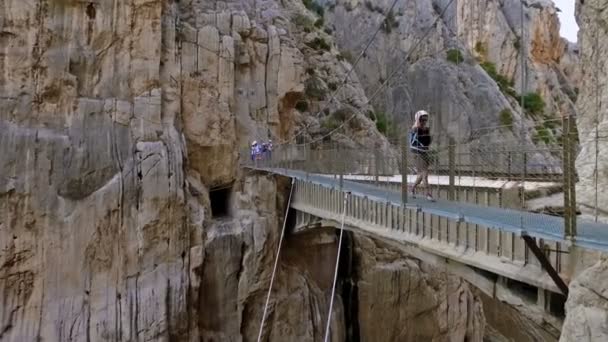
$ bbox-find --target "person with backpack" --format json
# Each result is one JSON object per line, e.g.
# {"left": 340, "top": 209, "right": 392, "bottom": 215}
{"left": 251, "top": 141, "right": 258, "bottom": 161}
{"left": 409, "top": 110, "right": 435, "bottom": 201}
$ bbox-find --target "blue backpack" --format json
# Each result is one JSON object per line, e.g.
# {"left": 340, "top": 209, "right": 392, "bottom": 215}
{"left": 408, "top": 129, "right": 420, "bottom": 150}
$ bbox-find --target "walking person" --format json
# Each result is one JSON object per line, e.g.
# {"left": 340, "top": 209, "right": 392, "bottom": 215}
{"left": 251, "top": 141, "right": 258, "bottom": 162}
{"left": 409, "top": 110, "right": 435, "bottom": 201}
{"left": 266, "top": 139, "right": 273, "bottom": 161}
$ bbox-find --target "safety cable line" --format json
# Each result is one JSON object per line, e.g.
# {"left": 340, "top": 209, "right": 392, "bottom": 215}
{"left": 291, "top": 0, "right": 457, "bottom": 147}
{"left": 257, "top": 178, "right": 296, "bottom": 342}
{"left": 323, "top": 192, "right": 349, "bottom": 342}
{"left": 280, "top": 0, "right": 402, "bottom": 145}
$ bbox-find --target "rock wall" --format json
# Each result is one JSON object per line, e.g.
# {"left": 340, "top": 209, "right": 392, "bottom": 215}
{"left": 352, "top": 235, "right": 485, "bottom": 341}
{"left": 0, "top": 0, "right": 384, "bottom": 340}
{"left": 325, "top": 0, "right": 579, "bottom": 148}
{"left": 574, "top": 0, "right": 608, "bottom": 220}
{"left": 560, "top": 257, "right": 608, "bottom": 342}
{"left": 0, "top": 0, "right": 585, "bottom": 340}
{"left": 561, "top": 0, "right": 608, "bottom": 339}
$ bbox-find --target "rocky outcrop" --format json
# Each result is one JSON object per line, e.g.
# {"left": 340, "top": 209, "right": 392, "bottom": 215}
{"left": 574, "top": 0, "right": 608, "bottom": 221}
{"left": 0, "top": 0, "right": 587, "bottom": 341}
{"left": 0, "top": 0, "right": 383, "bottom": 340}
{"left": 560, "top": 257, "right": 608, "bottom": 341}
{"left": 325, "top": 0, "right": 579, "bottom": 149}
{"left": 353, "top": 235, "right": 485, "bottom": 341}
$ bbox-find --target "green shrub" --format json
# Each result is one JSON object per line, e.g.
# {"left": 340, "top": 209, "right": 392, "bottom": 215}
{"left": 375, "top": 112, "right": 389, "bottom": 134}
{"left": 340, "top": 50, "right": 355, "bottom": 63}
{"left": 305, "top": 77, "right": 326, "bottom": 100}
{"left": 332, "top": 107, "right": 352, "bottom": 121}
{"left": 295, "top": 100, "right": 309, "bottom": 112}
{"left": 480, "top": 61, "right": 497, "bottom": 78}
{"left": 499, "top": 109, "right": 513, "bottom": 127}
{"left": 481, "top": 61, "right": 519, "bottom": 99}
{"left": 306, "top": 37, "right": 331, "bottom": 51}
{"left": 321, "top": 117, "right": 340, "bottom": 130}
{"left": 294, "top": 13, "right": 314, "bottom": 30}
{"left": 328, "top": 82, "right": 338, "bottom": 91}
{"left": 523, "top": 92, "right": 545, "bottom": 115}
{"left": 475, "top": 41, "right": 487, "bottom": 56}
{"left": 505, "top": 87, "right": 519, "bottom": 99}
{"left": 324, "top": 27, "right": 333, "bottom": 34}
{"left": 533, "top": 126, "right": 554, "bottom": 145}
{"left": 371, "top": 111, "right": 396, "bottom": 138}
{"left": 381, "top": 10, "right": 399, "bottom": 34}
{"left": 446, "top": 49, "right": 464, "bottom": 64}
{"left": 543, "top": 117, "right": 558, "bottom": 130}
{"left": 303, "top": 0, "right": 324, "bottom": 17}
{"left": 314, "top": 18, "right": 324, "bottom": 28}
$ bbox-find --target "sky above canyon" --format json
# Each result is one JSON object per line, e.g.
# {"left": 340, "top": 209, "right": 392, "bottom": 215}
{"left": 553, "top": 0, "right": 579, "bottom": 42}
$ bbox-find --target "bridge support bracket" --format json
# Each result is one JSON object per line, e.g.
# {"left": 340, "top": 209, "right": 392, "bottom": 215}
{"left": 522, "top": 235, "right": 569, "bottom": 296}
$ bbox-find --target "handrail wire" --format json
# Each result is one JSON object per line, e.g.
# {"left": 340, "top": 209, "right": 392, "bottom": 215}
{"left": 293, "top": 0, "right": 457, "bottom": 147}
{"left": 257, "top": 178, "right": 296, "bottom": 342}
{"left": 279, "top": 0, "right": 402, "bottom": 145}
{"left": 323, "top": 192, "right": 349, "bottom": 342}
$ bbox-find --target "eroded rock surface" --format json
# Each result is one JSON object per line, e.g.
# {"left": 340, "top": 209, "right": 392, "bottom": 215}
{"left": 574, "top": 0, "right": 608, "bottom": 221}
{"left": 560, "top": 257, "right": 608, "bottom": 342}
{"left": 0, "top": 0, "right": 381, "bottom": 340}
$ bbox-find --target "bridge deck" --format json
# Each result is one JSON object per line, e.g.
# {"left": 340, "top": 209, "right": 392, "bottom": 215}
{"left": 254, "top": 167, "right": 608, "bottom": 252}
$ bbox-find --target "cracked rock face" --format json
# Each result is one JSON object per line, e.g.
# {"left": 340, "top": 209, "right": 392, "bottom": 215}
{"left": 0, "top": 0, "right": 593, "bottom": 341}
{"left": 560, "top": 257, "right": 608, "bottom": 342}
{"left": 574, "top": 0, "right": 608, "bottom": 221}
{"left": 0, "top": 0, "right": 363, "bottom": 340}
{"left": 325, "top": 0, "right": 579, "bottom": 150}
{"left": 353, "top": 235, "right": 486, "bottom": 342}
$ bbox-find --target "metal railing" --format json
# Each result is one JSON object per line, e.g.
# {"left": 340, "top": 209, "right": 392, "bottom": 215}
{"left": 241, "top": 116, "right": 584, "bottom": 240}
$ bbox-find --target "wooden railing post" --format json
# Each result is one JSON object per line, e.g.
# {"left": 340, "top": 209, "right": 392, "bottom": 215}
{"left": 448, "top": 138, "right": 455, "bottom": 201}
{"left": 563, "top": 115, "right": 577, "bottom": 239}
{"left": 521, "top": 151, "right": 527, "bottom": 208}
{"left": 374, "top": 150, "right": 380, "bottom": 185}
{"left": 401, "top": 139, "right": 408, "bottom": 206}
{"left": 569, "top": 119, "right": 577, "bottom": 237}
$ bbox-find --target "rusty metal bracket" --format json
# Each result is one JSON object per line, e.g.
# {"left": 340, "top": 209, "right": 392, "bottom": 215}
{"left": 522, "top": 235, "right": 569, "bottom": 296}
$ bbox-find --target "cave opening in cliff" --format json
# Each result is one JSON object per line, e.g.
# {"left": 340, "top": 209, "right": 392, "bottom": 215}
{"left": 210, "top": 185, "right": 232, "bottom": 218}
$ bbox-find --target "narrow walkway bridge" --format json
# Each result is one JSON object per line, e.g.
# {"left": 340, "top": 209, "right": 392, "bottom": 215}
{"left": 244, "top": 152, "right": 608, "bottom": 299}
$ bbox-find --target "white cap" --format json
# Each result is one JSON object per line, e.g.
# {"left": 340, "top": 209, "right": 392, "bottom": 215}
{"left": 416, "top": 110, "right": 429, "bottom": 118}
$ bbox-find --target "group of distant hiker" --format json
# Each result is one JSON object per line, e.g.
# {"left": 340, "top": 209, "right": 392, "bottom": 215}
{"left": 248, "top": 110, "right": 434, "bottom": 201}
{"left": 250, "top": 140, "right": 273, "bottom": 161}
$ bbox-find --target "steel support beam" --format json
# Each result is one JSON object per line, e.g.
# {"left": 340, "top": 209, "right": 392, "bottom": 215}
{"left": 522, "top": 235, "right": 569, "bottom": 296}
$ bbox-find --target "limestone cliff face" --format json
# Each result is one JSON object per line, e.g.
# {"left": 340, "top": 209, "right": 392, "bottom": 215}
{"left": 353, "top": 236, "right": 485, "bottom": 341}
{"left": 560, "top": 257, "right": 608, "bottom": 342}
{"left": 560, "top": 0, "right": 608, "bottom": 339}
{"left": 0, "top": 0, "right": 383, "bottom": 340}
{"left": 0, "top": 0, "right": 582, "bottom": 341}
{"left": 573, "top": 0, "right": 608, "bottom": 221}
{"left": 325, "top": 0, "right": 579, "bottom": 148}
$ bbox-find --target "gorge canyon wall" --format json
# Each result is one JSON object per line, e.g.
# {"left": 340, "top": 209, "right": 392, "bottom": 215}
{"left": 1, "top": 0, "right": 607, "bottom": 341}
